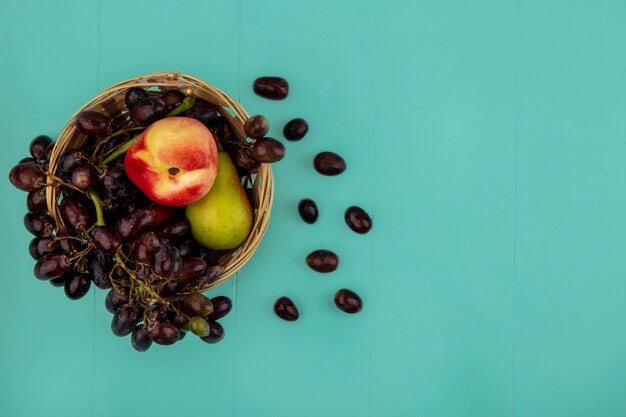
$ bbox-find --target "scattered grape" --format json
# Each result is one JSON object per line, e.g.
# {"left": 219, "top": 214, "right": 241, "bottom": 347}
{"left": 274, "top": 296, "right": 299, "bottom": 321}
{"left": 334, "top": 289, "right": 363, "bottom": 314}
{"left": 314, "top": 152, "right": 346, "bottom": 176}
{"left": 253, "top": 76, "right": 289, "bottom": 100}
{"left": 283, "top": 118, "right": 308, "bottom": 141}
{"left": 344, "top": 206, "right": 372, "bottom": 234}
{"left": 298, "top": 199, "right": 318, "bottom": 224}
{"left": 306, "top": 250, "right": 339, "bottom": 273}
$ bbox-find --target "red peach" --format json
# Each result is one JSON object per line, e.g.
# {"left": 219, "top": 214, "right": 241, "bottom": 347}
{"left": 125, "top": 117, "right": 218, "bottom": 206}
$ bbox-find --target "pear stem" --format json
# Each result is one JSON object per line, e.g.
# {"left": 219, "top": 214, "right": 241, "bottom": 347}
{"left": 165, "top": 94, "right": 196, "bottom": 117}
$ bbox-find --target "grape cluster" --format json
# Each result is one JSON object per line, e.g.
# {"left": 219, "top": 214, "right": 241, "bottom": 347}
{"left": 8, "top": 85, "right": 287, "bottom": 351}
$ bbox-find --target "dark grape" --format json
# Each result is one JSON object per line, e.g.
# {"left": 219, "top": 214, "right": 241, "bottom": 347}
{"left": 149, "top": 321, "right": 180, "bottom": 345}
{"left": 181, "top": 293, "right": 213, "bottom": 317}
{"left": 199, "top": 265, "right": 223, "bottom": 286}
{"left": 244, "top": 115, "right": 269, "bottom": 139}
{"left": 34, "top": 252, "right": 69, "bottom": 280}
{"left": 64, "top": 272, "right": 91, "bottom": 300}
{"left": 90, "top": 226, "right": 122, "bottom": 255}
{"left": 44, "top": 142, "right": 54, "bottom": 161}
{"left": 29, "top": 135, "right": 53, "bottom": 160}
{"left": 183, "top": 99, "right": 218, "bottom": 125}
{"left": 146, "top": 303, "right": 167, "bottom": 322}
{"left": 29, "top": 237, "right": 56, "bottom": 260}
{"left": 49, "top": 275, "right": 67, "bottom": 287}
{"left": 132, "top": 232, "right": 160, "bottom": 264}
{"left": 283, "top": 118, "right": 308, "bottom": 141}
{"left": 151, "top": 245, "right": 182, "bottom": 278}
{"left": 298, "top": 199, "right": 318, "bottom": 224}
{"left": 345, "top": 206, "right": 372, "bottom": 234}
{"left": 99, "top": 167, "right": 135, "bottom": 199}
{"left": 121, "top": 192, "right": 149, "bottom": 215}
{"left": 111, "top": 304, "right": 140, "bottom": 336}
{"left": 314, "top": 152, "right": 346, "bottom": 176}
{"left": 131, "top": 324, "right": 152, "bottom": 352}
{"left": 251, "top": 137, "right": 285, "bottom": 163}
{"left": 175, "top": 257, "right": 206, "bottom": 282}
{"left": 188, "top": 316, "right": 211, "bottom": 337}
{"left": 75, "top": 111, "right": 111, "bottom": 137}
{"left": 334, "top": 289, "right": 363, "bottom": 314}
{"left": 253, "top": 76, "right": 289, "bottom": 100}
{"left": 23, "top": 212, "right": 54, "bottom": 237}
{"left": 102, "top": 197, "right": 122, "bottom": 221}
{"left": 115, "top": 208, "right": 156, "bottom": 242}
{"left": 160, "top": 90, "right": 185, "bottom": 111}
{"left": 157, "top": 218, "right": 190, "bottom": 242}
{"left": 177, "top": 239, "right": 196, "bottom": 257}
{"left": 71, "top": 166, "right": 98, "bottom": 190}
{"left": 105, "top": 289, "right": 128, "bottom": 314}
{"left": 19, "top": 157, "right": 37, "bottom": 164}
{"left": 230, "top": 146, "right": 261, "bottom": 172}
{"left": 173, "top": 314, "right": 190, "bottom": 331}
{"left": 9, "top": 163, "right": 46, "bottom": 192}
{"left": 200, "top": 321, "right": 225, "bottom": 344}
{"left": 177, "top": 330, "right": 187, "bottom": 341}
{"left": 130, "top": 96, "right": 166, "bottom": 126}
{"left": 27, "top": 190, "right": 47, "bottom": 212}
{"left": 207, "top": 116, "right": 234, "bottom": 141}
{"left": 59, "top": 197, "right": 91, "bottom": 229}
{"left": 125, "top": 87, "right": 148, "bottom": 109}
{"left": 306, "top": 250, "right": 339, "bottom": 273}
{"left": 55, "top": 226, "right": 80, "bottom": 255}
{"left": 208, "top": 296, "right": 232, "bottom": 320}
{"left": 274, "top": 296, "right": 299, "bottom": 321}
{"left": 58, "top": 150, "right": 83, "bottom": 179}
{"left": 158, "top": 281, "right": 180, "bottom": 297}
{"left": 88, "top": 251, "right": 113, "bottom": 289}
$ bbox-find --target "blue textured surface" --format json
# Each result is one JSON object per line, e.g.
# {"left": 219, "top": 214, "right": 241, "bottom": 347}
{"left": 1, "top": 1, "right": 625, "bottom": 416}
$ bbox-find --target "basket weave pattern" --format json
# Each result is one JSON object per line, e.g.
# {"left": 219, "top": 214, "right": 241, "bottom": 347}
{"left": 46, "top": 72, "right": 274, "bottom": 290}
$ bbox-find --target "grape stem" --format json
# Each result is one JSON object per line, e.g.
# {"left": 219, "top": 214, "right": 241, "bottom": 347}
{"left": 165, "top": 94, "right": 195, "bottom": 117}
{"left": 90, "top": 126, "right": 145, "bottom": 160}
{"left": 87, "top": 190, "right": 106, "bottom": 226}
{"left": 115, "top": 255, "right": 167, "bottom": 306}
{"left": 101, "top": 136, "right": 138, "bottom": 165}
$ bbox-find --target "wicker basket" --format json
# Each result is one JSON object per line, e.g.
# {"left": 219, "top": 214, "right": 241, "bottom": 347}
{"left": 46, "top": 71, "right": 274, "bottom": 290}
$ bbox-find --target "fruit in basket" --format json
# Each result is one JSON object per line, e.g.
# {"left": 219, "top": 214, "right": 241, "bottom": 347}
{"left": 185, "top": 149, "right": 252, "bottom": 250}
{"left": 75, "top": 111, "right": 111, "bottom": 137}
{"left": 124, "top": 117, "right": 218, "bottom": 206}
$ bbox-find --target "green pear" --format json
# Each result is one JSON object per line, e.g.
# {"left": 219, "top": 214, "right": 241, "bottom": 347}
{"left": 185, "top": 150, "right": 253, "bottom": 250}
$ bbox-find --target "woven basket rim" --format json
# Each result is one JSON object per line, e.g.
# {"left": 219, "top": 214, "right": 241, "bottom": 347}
{"left": 46, "top": 71, "right": 274, "bottom": 291}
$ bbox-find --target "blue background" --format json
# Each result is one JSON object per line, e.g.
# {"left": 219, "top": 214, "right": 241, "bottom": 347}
{"left": 1, "top": 1, "right": 626, "bottom": 416}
